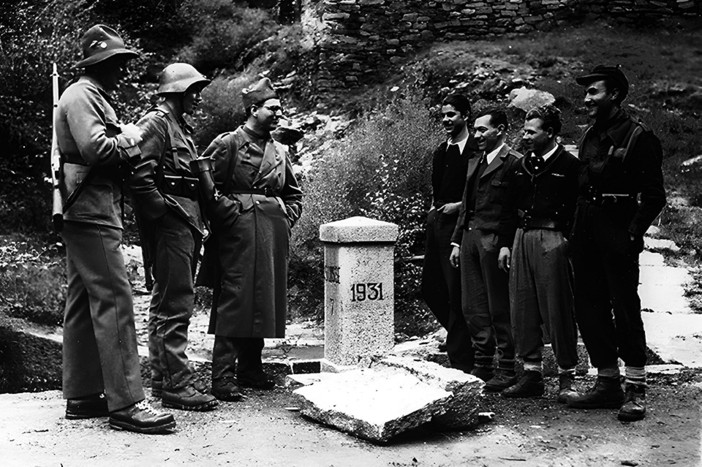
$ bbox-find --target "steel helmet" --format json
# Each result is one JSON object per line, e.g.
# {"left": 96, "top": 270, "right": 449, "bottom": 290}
{"left": 157, "top": 63, "right": 210, "bottom": 95}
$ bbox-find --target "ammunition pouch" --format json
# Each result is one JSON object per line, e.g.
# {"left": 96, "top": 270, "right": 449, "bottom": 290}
{"left": 161, "top": 175, "right": 199, "bottom": 200}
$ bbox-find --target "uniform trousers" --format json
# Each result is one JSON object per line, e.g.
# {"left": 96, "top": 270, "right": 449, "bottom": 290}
{"left": 211, "top": 336, "right": 265, "bottom": 382}
{"left": 61, "top": 221, "right": 145, "bottom": 411}
{"left": 572, "top": 205, "right": 647, "bottom": 368}
{"left": 421, "top": 209, "right": 474, "bottom": 372}
{"left": 148, "top": 211, "right": 201, "bottom": 390}
{"left": 509, "top": 228, "right": 578, "bottom": 370}
{"left": 459, "top": 227, "right": 515, "bottom": 370}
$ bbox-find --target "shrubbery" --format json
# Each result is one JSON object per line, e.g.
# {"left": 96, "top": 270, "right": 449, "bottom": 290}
{"left": 290, "top": 93, "right": 443, "bottom": 336}
{"left": 0, "top": 237, "right": 65, "bottom": 327}
{"left": 174, "top": 0, "right": 280, "bottom": 74}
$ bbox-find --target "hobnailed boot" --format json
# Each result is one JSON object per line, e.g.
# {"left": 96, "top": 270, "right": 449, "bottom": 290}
{"left": 162, "top": 385, "right": 218, "bottom": 411}
{"left": 502, "top": 371, "right": 544, "bottom": 398}
{"left": 567, "top": 376, "right": 624, "bottom": 409}
{"left": 557, "top": 373, "right": 578, "bottom": 404}
{"left": 617, "top": 384, "right": 646, "bottom": 422}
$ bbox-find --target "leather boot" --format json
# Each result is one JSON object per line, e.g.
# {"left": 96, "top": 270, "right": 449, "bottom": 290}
{"left": 567, "top": 376, "right": 624, "bottom": 409}
{"left": 617, "top": 384, "right": 646, "bottom": 421}
{"left": 151, "top": 379, "right": 163, "bottom": 398}
{"left": 109, "top": 400, "right": 176, "bottom": 434}
{"left": 65, "top": 393, "right": 109, "bottom": 419}
{"left": 212, "top": 378, "right": 243, "bottom": 401}
{"left": 162, "top": 385, "right": 218, "bottom": 411}
{"left": 484, "top": 370, "right": 518, "bottom": 393}
{"left": 557, "top": 373, "right": 578, "bottom": 404}
{"left": 502, "top": 371, "right": 544, "bottom": 398}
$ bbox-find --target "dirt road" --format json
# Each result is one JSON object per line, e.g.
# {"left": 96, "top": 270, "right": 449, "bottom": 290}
{"left": 2, "top": 369, "right": 700, "bottom": 467}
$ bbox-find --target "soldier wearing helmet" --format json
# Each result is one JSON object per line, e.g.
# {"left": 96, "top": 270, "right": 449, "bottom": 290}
{"left": 129, "top": 63, "right": 218, "bottom": 411}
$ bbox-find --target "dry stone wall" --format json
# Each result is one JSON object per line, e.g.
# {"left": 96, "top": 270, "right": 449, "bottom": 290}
{"left": 302, "top": 0, "right": 700, "bottom": 95}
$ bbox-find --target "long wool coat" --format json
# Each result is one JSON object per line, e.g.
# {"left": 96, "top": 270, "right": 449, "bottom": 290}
{"left": 197, "top": 126, "right": 303, "bottom": 338}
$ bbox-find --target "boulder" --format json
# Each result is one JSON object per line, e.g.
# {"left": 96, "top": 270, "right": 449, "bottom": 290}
{"left": 508, "top": 87, "right": 556, "bottom": 112}
{"left": 292, "top": 356, "right": 484, "bottom": 443}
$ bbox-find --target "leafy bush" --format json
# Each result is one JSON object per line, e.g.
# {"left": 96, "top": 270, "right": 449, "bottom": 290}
{"left": 291, "top": 93, "right": 443, "bottom": 335}
{"left": 0, "top": 0, "right": 150, "bottom": 234}
{"left": 174, "top": 0, "right": 280, "bottom": 74}
{"left": 0, "top": 237, "right": 65, "bottom": 327}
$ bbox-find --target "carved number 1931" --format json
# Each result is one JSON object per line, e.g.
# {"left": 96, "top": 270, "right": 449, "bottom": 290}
{"left": 350, "top": 282, "right": 384, "bottom": 302}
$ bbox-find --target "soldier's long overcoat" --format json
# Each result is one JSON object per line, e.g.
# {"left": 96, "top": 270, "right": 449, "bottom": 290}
{"left": 198, "top": 126, "right": 302, "bottom": 338}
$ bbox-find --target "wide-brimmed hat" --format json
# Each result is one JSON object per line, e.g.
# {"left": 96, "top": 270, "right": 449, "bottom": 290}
{"left": 575, "top": 64, "right": 629, "bottom": 99}
{"left": 74, "top": 24, "right": 139, "bottom": 68}
{"left": 242, "top": 77, "right": 278, "bottom": 109}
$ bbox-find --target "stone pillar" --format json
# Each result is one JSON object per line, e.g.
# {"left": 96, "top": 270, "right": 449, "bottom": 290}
{"left": 319, "top": 216, "right": 399, "bottom": 371}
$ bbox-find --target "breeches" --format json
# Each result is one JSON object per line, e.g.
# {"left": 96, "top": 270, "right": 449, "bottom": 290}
{"left": 509, "top": 228, "right": 578, "bottom": 370}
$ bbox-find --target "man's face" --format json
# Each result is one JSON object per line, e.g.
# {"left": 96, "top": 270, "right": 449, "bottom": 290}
{"left": 441, "top": 104, "right": 467, "bottom": 139}
{"left": 522, "top": 118, "right": 551, "bottom": 156}
{"left": 94, "top": 55, "right": 130, "bottom": 91}
{"left": 254, "top": 98, "right": 283, "bottom": 132}
{"left": 473, "top": 114, "right": 502, "bottom": 153}
{"left": 182, "top": 85, "right": 203, "bottom": 115}
{"left": 584, "top": 80, "right": 617, "bottom": 121}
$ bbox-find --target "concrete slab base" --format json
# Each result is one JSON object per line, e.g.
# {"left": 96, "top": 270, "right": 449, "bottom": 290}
{"left": 292, "top": 356, "right": 483, "bottom": 443}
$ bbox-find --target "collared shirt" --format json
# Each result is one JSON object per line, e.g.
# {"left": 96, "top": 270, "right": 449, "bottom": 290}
{"left": 486, "top": 142, "right": 505, "bottom": 165}
{"left": 447, "top": 134, "right": 469, "bottom": 154}
{"left": 537, "top": 144, "right": 559, "bottom": 162}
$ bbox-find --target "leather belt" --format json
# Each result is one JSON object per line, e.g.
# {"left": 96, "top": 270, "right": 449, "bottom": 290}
{"left": 231, "top": 188, "right": 275, "bottom": 197}
{"left": 518, "top": 211, "right": 563, "bottom": 231}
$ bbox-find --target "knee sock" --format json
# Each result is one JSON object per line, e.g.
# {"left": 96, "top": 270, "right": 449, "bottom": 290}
{"left": 597, "top": 366, "right": 620, "bottom": 379}
{"left": 624, "top": 366, "right": 646, "bottom": 387}
{"left": 524, "top": 361, "right": 542, "bottom": 373}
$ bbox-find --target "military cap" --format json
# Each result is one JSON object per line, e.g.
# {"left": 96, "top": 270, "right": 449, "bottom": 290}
{"left": 75, "top": 24, "right": 138, "bottom": 68}
{"left": 576, "top": 65, "right": 629, "bottom": 99}
{"left": 242, "top": 77, "right": 278, "bottom": 109}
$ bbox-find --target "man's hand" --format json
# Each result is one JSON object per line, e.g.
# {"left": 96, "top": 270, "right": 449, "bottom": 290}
{"left": 449, "top": 245, "right": 460, "bottom": 269}
{"left": 120, "top": 123, "right": 143, "bottom": 145}
{"left": 438, "top": 201, "right": 461, "bottom": 215}
{"left": 498, "top": 246, "right": 511, "bottom": 273}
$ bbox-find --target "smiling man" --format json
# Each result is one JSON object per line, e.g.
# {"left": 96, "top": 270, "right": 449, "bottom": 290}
{"left": 499, "top": 105, "right": 582, "bottom": 402}
{"left": 449, "top": 107, "right": 522, "bottom": 392}
{"left": 198, "top": 77, "right": 303, "bottom": 400}
{"left": 130, "top": 63, "right": 217, "bottom": 412}
{"left": 567, "top": 65, "right": 666, "bottom": 421}
{"left": 421, "top": 94, "right": 476, "bottom": 374}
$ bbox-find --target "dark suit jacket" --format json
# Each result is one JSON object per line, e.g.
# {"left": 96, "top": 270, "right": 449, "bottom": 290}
{"left": 451, "top": 143, "right": 522, "bottom": 245}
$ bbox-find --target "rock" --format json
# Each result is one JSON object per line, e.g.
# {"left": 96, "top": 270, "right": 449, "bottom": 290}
{"left": 293, "top": 356, "right": 483, "bottom": 442}
{"left": 508, "top": 87, "right": 556, "bottom": 112}
{"left": 0, "top": 312, "right": 62, "bottom": 393}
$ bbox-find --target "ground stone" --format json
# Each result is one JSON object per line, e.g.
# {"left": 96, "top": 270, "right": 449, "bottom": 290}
{"left": 293, "top": 356, "right": 483, "bottom": 442}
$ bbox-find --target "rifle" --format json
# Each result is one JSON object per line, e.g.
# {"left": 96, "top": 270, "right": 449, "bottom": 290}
{"left": 50, "top": 63, "right": 63, "bottom": 232}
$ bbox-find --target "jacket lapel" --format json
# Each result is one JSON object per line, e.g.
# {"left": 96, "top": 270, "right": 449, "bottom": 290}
{"left": 480, "top": 144, "right": 508, "bottom": 179}
{"left": 253, "top": 139, "right": 284, "bottom": 185}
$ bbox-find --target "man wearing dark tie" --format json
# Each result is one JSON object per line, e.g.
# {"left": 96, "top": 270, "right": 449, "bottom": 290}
{"left": 449, "top": 108, "right": 521, "bottom": 392}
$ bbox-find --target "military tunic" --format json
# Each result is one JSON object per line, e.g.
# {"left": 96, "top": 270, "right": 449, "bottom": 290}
{"left": 200, "top": 125, "right": 303, "bottom": 339}
{"left": 130, "top": 104, "right": 205, "bottom": 390}
{"left": 55, "top": 76, "right": 145, "bottom": 411}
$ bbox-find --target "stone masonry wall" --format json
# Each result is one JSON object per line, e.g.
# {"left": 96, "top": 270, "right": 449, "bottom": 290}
{"left": 302, "top": 0, "right": 700, "bottom": 95}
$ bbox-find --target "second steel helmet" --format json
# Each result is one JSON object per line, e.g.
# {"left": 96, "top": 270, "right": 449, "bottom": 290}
{"left": 157, "top": 63, "right": 210, "bottom": 95}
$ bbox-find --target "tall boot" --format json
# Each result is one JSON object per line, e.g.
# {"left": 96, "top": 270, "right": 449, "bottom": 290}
{"left": 567, "top": 376, "right": 624, "bottom": 409}
{"left": 617, "top": 384, "right": 646, "bottom": 421}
